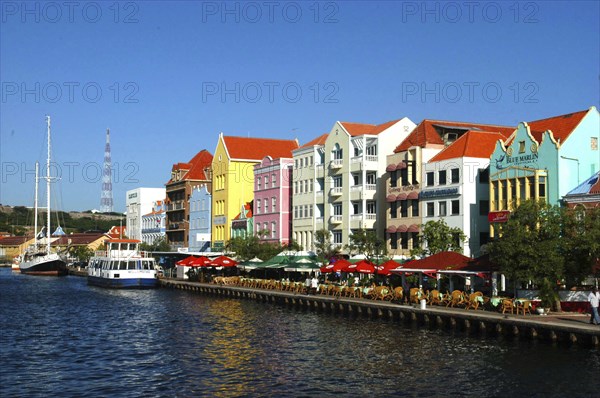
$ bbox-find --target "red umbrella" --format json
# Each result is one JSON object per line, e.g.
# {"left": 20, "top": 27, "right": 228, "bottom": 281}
{"left": 176, "top": 256, "right": 196, "bottom": 266}
{"left": 376, "top": 259, "right": 402, "bottom": 276}
{"left": 189, "top": 256, "right": 211, "bottom": 267}
{"left": 320, "top": 263, "right": 335, "bottom": 273}
{"left": 333, "top": 259, "right": 352, "bottom": 272}
{"left": 210, "top": 255, "right": 238, "bottom": 267}
{"left": 354, "top": 259, "right": 376, "bottom": 274}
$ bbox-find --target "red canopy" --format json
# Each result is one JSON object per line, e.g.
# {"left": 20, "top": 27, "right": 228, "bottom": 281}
{"left": 209, "top": 255, "right": 238, "bottom": 267}
{"left": 319, "top": 263, "right": 335, "bottom": 273}
{"left": 176, "top": 256, "right": 196, "bottom": 266}
{"left": 189, "top": 256, "right": 212, "bottom": 267}
{"left": 376, "top": 259, "right": 402, "bottom": 276}
{"left": 333, "top": 259, "right": 352, "bottom": 272}
{"left": 354, "top": 260, "right": 376, "bottom": 274}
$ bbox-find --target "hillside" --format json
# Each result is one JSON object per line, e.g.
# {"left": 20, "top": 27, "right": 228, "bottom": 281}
{"left": 0, "top": 206, "right": 124, "bottom": 236}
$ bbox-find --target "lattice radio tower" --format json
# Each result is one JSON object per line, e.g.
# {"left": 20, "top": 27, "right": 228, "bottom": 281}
{"left": 100, "top": 128, "right": 114, "bottom": 213}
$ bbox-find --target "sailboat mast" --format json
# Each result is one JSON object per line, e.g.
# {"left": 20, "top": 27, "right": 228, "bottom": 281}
{"left": 34, "top": 162, "right": 39, "bottom": 246}
{"left": 46, "top": 115, "right": 51, "bottom": 254}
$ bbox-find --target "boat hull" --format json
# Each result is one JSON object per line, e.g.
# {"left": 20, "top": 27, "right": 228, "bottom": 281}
{"left": 19, "top": 255, "right": 67, "bottom": 276}
{"left": 87, "top": 275, "right": 159, "bottom": 289}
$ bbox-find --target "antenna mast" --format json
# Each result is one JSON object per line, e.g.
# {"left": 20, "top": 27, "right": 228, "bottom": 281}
{"left": 100, "top": 128, "right": 114, "bottom": 212}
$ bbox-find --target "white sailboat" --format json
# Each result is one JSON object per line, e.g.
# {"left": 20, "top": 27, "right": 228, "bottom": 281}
{"left": 19, "top": 116, "right": 67, "bottom": 276}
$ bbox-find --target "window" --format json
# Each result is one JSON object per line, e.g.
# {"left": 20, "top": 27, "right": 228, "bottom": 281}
{"left": 439, "top": 201, "right": 447, "bottom": 216}
{"left": 519, "top": 141, "right": 526, "bottom": 153}
{"left": 263, "top": 222, "right": 268, "bottom": 233}
{"left": 479, "top": 168, "right": 489, "bottom": 183}
{"left": 438, "top": 170, "right": 447, "bottom": 186}
{"left": 353, "top": 202, "right": 361, "bottom": 215}
{"left": 451, "top": 168, "right": 459, "bottom": 184}
{"left": 390, "top": 233, "right": 397, "bottom": 250}
{"left": 479, "top": 200, "right": 489, "bottom": 215}
{"left": 272, "top": 197, "right": 276, "bottom": 212}
{"left": 401, "top": 232, "right": 409, "bottom": 249}
{"left": 366, "top": 173, "right": 376, "bottom": 185}
{"left": 333, "top": 204, "right": 342, "bottom": 216}
{"left": 592, "top": 137, "right": 598, "bottom": 150}
{"left": 400, "top": 200, "right": 408, "bottom": 218}
{"left": 451, "top": 200, "right": 460, "bottom": 215}
{"left": 390, "top": 170, "right": 397, "bottom": 187}
{"left": 426, "top": 172, "right": 434, "bottom": 186}
{"left": 264, "top": 198, "right": 269, "bottom": 213}
{"left": 426, "top": 202, "right": 435, "bottom": 217}
{"left": 257, "top": 177, "right": 261, "bottom": 190}
{"left": 333, "top": 231, "right": 342, "bottom": 244}
{"left": 354, "top": 146, "right": 360, "bottom": 157}
{"left": 390, "top": 201, "right": 397, "bottom": 218}
{"left": 333, "top": 145, "right": 343, "bottom": 160}
{"left": 411, "top": 199, "right": 419, "bottom": 217}
{"left": 366, "top": 145, "right": 377, "bottom": 156}
{"left": 256, "top": 200, "right": 261, "bottom": 214}
{"left": 294, "top": 206, "right": 298, "bottom": 218}
{"left": 264, "top": 176, "right": 269, "bottom": 189}
{"left": 366, "top": 201, "right": 376, "bottom": 214}
{"left": 272, "top": 173, "right": 276, "bottom": 185}
{"left": 309, "top": 180, "right": 313, "bottom": 192}
{"left": 333, "top": 176, "right": 342, "bottom": 188}
{"left": 271, "top": 222, "right": 276, "bottom": 238}
{"left": 538, "top": 176, "right": 546, "bottom": 199}
{"left": 294, "top": 159, "right": 298, "bottom": 169}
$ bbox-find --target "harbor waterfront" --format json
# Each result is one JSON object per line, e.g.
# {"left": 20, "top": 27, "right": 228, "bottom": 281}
{"left": 2, "top": 268, "right": 600, "bottom": 398}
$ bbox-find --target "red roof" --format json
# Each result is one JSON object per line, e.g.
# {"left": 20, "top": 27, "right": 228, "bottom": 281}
{"left": 167, "top": 149, "right": 213, "bottom": 184}
{"left": 509, "top": 109, "right": 589, "bottom": 145}
{"left": 340, "top": 119, "right": 401, "bottom": 137}
{"left": 107, "top": 225, "right": 126, "bottom": 239}
{"left": 429, "top": 131, "right": 507, "bottom": 162}
{"left": 0, "top": 236, "right": 32, "bottom": 246}
{"left": 401, "top": 251, "right": 471, "bottom": 270}
{"left": 223, "top": 136, "right": 298, "bottom": 160}
{"left": 53, "top": 233, "right": 108, "bottom": 246}
{"left": 297, "top": 133, "right": 328, "bottom": 149}
{"left": 394, "top": 120, "right": 514, "bottom": 153}
{"left": 233, "top": 202, "right": 253, "bottom": 220}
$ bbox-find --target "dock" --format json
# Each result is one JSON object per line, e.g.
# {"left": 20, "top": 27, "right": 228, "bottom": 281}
{"left": 159, "top": 278, "right": 600, "bottom": 348}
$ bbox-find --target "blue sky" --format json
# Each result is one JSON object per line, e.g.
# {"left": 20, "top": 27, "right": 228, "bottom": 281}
{"left": 1, "top": 1, "right": 599, "bottom": 212}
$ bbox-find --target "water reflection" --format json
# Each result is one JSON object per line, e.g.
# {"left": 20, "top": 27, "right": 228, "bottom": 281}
{"left": 1, "top": 269, "right": 599, "bottom": 398}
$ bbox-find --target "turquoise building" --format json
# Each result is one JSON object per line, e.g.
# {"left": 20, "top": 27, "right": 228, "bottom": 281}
{"left": 489, "top": 107, "right": 599, "bottom": 234}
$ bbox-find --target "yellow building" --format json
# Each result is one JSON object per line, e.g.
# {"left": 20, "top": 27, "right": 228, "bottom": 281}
{"left": 211, "top": 133, "right": 298, "bottom": 249}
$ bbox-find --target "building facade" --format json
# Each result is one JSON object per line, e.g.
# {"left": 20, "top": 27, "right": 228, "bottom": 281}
{"left": 253, "top": 156, "right": 294, "bottom": 245}
{"left": 188, "top": 185, "right": 211, "bottom": 252}
{"left": 489, "top": 107, "right": 600, "bottom": 235}
{"left": 165, "top": 150, "right": 213, "bottom": 250}
{"left": 386, "top": 119, "right": 515, "bottom": 256}
{"left": 125, "top": 187, "right": 166, "bottom": 242}
{"left": 141, "top": 200, "right": 166, "bottom": 245}
{"left": 211, "top": 134, "right": 298, "bottom": 249}
{"left": 293, "top": 118, "right": 416, "bottom": 252}
{"left": 231, "top": 202, "right": 253, "bottom": 239}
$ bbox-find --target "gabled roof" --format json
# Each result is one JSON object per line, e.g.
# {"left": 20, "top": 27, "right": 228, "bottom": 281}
{"left": 296, "top": 133, "right": 328, "bottom": 150}
{"left": 167, "top": 149, "right": 213, "bottom": 184}
{"left": 521, "top": 109, "right": 588, "bottom": 145}
{"left": 340, "top": 119, "right": 401, "bottom": 137}
{"left": 394, "top": 119, "right": 514, "bottom": 153}
{"left": 107, "top": 225, "right": 126, "bottom": 239}
{"left": 429, "top": 131, "right": 507, "bottom": 162}
{"left": 222, "top": 136, "right": 298, "bottom": 161}
{"left": 233, "top": 202, "right": 253, "bottom": 220}
{"left": 0, "top": 236, "right": 33, "bottom": 246}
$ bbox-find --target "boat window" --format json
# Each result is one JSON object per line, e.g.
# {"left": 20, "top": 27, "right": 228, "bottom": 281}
{"left": 129, "top": 243, "right": 136, "bottom": 251}
{"left": 119, "top": 261, "right": 127, "bottom": 270}
{"left": 128, "top": 261, "right": 136, "bottom": 270}
{"left": 141, "top": 260, "right": 150, "bottom": 270}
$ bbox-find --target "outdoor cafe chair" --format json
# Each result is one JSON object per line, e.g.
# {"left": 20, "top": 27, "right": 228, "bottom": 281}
{"left": 393, "top": 287, "right": 404, "bottom": 302}
{"left": 515, "top": 299, "right": 532, "bottom": 315}
{"left": 446, "top": 290, "right": 467, "bottom": 307}
{"left": 465, "top": 292, "right": 484, "bottom": 310}
{"left": 428, "top": 290, "right": 443, "bottom": 306}
{"left": 501, "top": 298, "right": 514, "bottom": 314}
{"left": 409, "top": 288, "right": 422, "bottom": 304}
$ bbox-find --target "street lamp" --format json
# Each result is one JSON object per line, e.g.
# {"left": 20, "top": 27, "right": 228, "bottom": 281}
{"left": 560, "top": 155, "right": 580, "bottom": 184}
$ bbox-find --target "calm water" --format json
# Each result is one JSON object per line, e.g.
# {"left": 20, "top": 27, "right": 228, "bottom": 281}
{"left": 1, "top": 268, "right": 599, "bottom": 397}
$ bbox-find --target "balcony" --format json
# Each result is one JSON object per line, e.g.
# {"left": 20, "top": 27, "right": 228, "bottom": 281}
{"left": 168, "top": 223, "right": 184, "bottom": 231}
{"left": 365, "top": 213, "right": 376, "bottom": 220}
{"left": 316, "top": 216, "right": 324, "bottom": 224}
{"left": 166, "top": 200, "right": 185, "bottom": 212}
{"left": 329, "top": 159, "right": 343, "bottom": 169}
{"left": 329, "top": 187, "right": 343, "bottom": 196}
{"left": 330, "top": 215, "right": 342, "bottom": 224}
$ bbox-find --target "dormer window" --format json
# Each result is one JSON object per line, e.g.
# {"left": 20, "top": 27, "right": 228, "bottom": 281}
{"left": 519, "top": 141, "right": 526, "bottom": 153}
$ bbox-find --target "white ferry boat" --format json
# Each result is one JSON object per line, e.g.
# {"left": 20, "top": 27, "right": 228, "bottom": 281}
{"left": 87, "top": 239, "right": 159, "bottom": 289}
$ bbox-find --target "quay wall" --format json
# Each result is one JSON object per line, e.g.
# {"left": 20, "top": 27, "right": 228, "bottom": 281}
{"left": 159, "top": 279, "right": 600, "bottom": 348}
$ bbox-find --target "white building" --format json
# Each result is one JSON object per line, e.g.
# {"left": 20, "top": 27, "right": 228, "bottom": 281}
{"left": 126, "top": 188, "right": 166, "bottom": 241}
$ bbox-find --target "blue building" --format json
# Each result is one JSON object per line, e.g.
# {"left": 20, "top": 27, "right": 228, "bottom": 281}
{"left": 188, "top": 185, "right": 211, "bottom": 252}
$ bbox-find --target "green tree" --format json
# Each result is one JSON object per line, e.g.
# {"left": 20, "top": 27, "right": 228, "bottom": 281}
{"left": 314, "top": 228, "right": 341, "bottom": 265}
{"left": 346, "top": 229, "right": 386, "bottom": 263}
{"left": 410, "top": 219, "right": 466, "bottom": 257}
{"left": 486, "top": 200, "right": 564, "bottom": 310}
{"left": 561, "top": 206, "right": 600, "bottom": 285}
{"left": 69, "top": 245, "right": 94, "bottom": 262}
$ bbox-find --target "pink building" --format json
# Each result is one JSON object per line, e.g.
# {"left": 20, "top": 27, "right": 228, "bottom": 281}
{"left": 253, "top": 156, "right": 294, "bottom": 245}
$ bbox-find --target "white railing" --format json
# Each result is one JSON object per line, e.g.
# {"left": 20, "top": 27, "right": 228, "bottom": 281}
{"left": 330, "top": 187, "right": 343, "bottom": 196}
{"left": 330, "top": 215, "right": 343, "bottom": 223}
{"left": 330, "top": 159, "right": 343, "bottom": 168}
{"left": 365, "top": 213, "right": 376, "bottom": 220}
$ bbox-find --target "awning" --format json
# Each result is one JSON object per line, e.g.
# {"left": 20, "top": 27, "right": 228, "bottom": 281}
{"left": 386, "top": 225, "right": 398, "bottom": 233}
{"left": 386, "top": 164, "right": 397, "bottom": 172}
{"left": 386, "top": 194, "right": 397, "bottom": 202}
{"left": 407, "top": 224, "right": 420, "bottom": 233}
{"left": 407, "top": 191, "right": 419, "bottom": 200}
{"left": 397, "top": 225, "right": 408, "bottom": 233}
{"left": 395, "top": 193, "right": 407, "bottom": 201}
{"left": 397, "top": 161, "right": 407, "bottom": 169}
